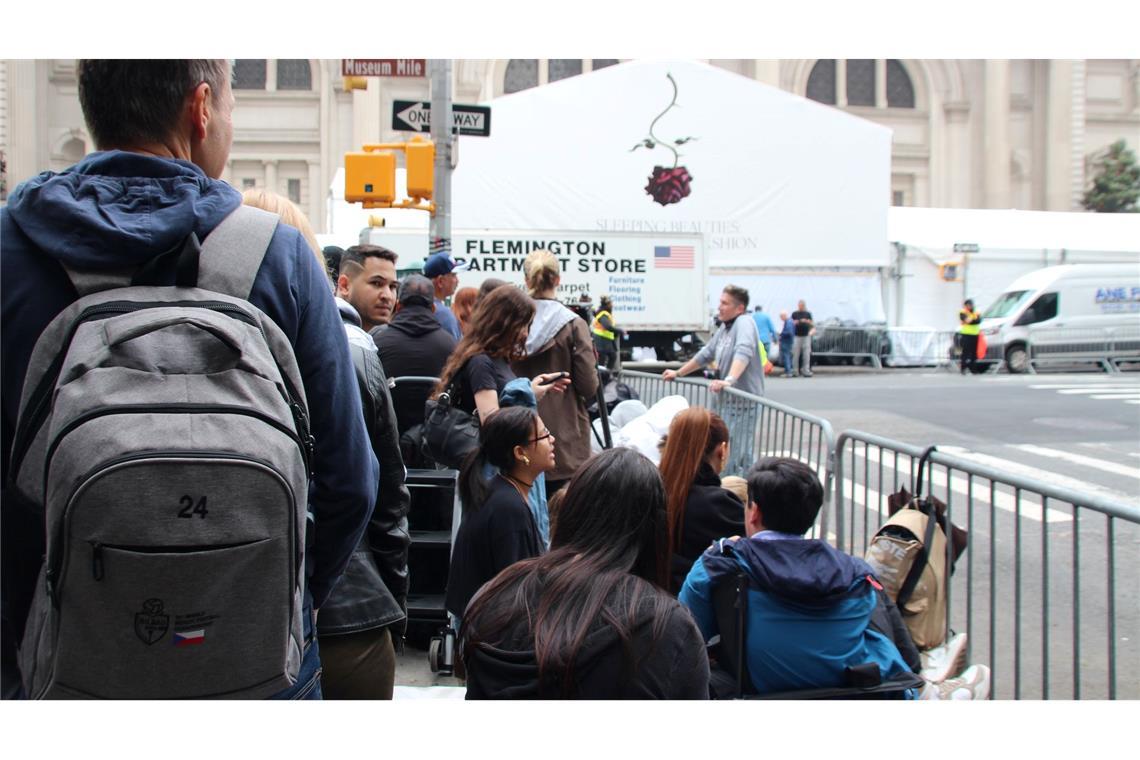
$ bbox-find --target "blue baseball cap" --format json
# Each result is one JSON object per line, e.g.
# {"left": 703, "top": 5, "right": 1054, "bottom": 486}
{"left": 423, "top": 252, "right": 469, "bottom": 278}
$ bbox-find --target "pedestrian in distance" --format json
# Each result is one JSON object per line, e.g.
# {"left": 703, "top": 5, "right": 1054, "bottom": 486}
{"left": 445, "top": 406, "right": 554, "bottom": 632}
{"left": 790, "top": 299, "right": 815, "bottom": 377}
{"left": 591, "top": 295, "right": 625, "bottom": 370}
{"left": 511, "top": 250, "right": 599, "bottom": 495}
{"left": 751, "top": 305, "right": 777, "bottom": 357}
{"left": 423, "top": 251, "right": 467, "bottom": 340}
{"left": 658, "top": 407, "right": 745, "bottom": 593}
{"left": 777, "top": 310, "right": 795, "bottom": 377}
{"left": 1, "top": 60, "right": 376, "bottom": 699}
{"left": 662, "top": 285, "right": 765, "bottom": 396}
{"left": 459, "top": 447, "right": 710, "bottom": 699}
{"left": 958, "top": 298, "right": 982, "bottom": 375}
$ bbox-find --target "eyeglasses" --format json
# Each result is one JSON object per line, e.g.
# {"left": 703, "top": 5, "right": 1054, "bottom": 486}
{"left": 530, "top": 429, "right": 553, "bottom": 444}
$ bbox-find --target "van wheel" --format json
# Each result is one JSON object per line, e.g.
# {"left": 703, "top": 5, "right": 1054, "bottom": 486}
{"left": 1006, "top": 344, "right": 1030, "bottom": 374}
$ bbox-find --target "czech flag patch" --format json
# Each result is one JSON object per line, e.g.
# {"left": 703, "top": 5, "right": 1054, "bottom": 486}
{"left": 173, "top": 629, "right": 206, "bottom": 647}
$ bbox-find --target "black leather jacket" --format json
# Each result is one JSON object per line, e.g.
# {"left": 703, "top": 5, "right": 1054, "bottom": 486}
{"left": 318, "top": 301, "right": 411, "bottom": 636}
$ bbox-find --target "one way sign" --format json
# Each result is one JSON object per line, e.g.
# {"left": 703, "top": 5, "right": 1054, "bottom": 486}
{"left": 392, "top": 100, "right": 492, "bottom": 137}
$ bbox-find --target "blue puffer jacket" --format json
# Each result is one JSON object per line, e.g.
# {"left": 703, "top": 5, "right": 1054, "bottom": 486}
{"left": 679, "top": 532, "right": 913, "bottom": 694}
{"left": 1, "top": 152, "right": 379, "bottom": 643}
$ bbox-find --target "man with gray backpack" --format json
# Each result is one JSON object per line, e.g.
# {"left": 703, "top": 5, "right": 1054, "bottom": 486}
{"left": 1, "top": 60, "right": 378, "bottom": 699}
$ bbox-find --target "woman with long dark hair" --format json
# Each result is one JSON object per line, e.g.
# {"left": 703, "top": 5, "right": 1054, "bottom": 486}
{"left": 659, "top": 407, "right": 744, "bottom": 593}
{"left": 445, "top": 406, "right": 555, "bottom": 626}
{"left": 459, "top": 447, "right": 710, "bottom": 699}
{"left": 434, "top": 284, "right": 570, "bottom": 421}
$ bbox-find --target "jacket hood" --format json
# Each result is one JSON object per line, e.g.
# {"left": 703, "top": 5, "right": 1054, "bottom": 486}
{"left": 5, "top": 151, "right": 241, "bottom": 270}
{"left": 525, "top": 300, "right": 576, "bottom": 355}
{"left": 389, "top": 303, "right": 446, "bottom": 337}
{"left": 711, "top": 536, "right": 874, "bottom": 608}
{"left": 463, "top": 607, "right": 642, "bottom": 698}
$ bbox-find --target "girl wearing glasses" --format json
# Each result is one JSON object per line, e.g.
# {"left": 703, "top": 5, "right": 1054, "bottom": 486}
{"left": 446, "top": 407, "right": 556, "bottom": 630}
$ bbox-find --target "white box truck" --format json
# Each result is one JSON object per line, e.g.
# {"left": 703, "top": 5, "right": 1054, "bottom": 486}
{"left": 356, "top": 226, "right": 709, "bottom": 360}
{"left": 979, "top": 263, "right": 1140, "bottom": 372}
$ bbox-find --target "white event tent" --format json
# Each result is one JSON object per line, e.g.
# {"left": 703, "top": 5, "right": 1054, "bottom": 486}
{"left": 449, "top": 59, "right": 893, "bottom": 323}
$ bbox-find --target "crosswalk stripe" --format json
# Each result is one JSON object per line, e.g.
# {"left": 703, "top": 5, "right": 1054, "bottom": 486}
{"left": 938, "top": 446, "right": 1137, "bottom": 509}
{"left": 1009, "top": 444, "right": 1140, "bottom": 480}
{"left": 1089, "top": 394, "right": 1140, "bottom": 400}
{"left": 1030, "top": 384, "right": 1140, "bottom": 390}
{"left": 1054, "top": 387, "right": 1140, "bottom": 394}
{"left": 840, "top": 446, "right": 1073, "bottom": 522}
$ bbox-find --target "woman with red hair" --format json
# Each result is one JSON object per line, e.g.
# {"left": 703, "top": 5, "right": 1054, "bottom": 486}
{"left": 658, "top": 407, "right": 745, "bottom": 593}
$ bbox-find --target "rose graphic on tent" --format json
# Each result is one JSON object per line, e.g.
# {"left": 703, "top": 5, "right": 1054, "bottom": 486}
{"left": 631, "top": 73, "right": 697, "bottom": 206}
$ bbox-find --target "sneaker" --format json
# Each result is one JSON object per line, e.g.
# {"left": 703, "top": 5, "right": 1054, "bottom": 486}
{"left": 922, "top": 664, "right": 991, "bottom": 700}
{"left": 921, "top": 632, "right": 969, "bottom": 684}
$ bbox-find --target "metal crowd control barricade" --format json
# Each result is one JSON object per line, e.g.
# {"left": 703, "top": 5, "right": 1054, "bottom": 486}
{"left": 619, "top": 370, "right": 837, "bottom": 538}
{"left": 810, "top": 325, "right": 892, "bottom": 368}
{"left": 834, "top": 430, "right": 1140, "bottom": 700}
{"left": 883, "top": 328, "right": 957, "bottom": 368}
{"left": 1027, "top": 324, "right": 1140, "bottom": 373}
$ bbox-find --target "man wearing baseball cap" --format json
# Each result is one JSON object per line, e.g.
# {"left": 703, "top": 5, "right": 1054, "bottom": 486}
{"left": 422, "top": 252, "right": 468, "bottom": 340}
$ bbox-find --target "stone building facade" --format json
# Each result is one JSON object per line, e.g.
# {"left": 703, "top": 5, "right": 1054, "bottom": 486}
{"left": 2, "top": 59, "right": 1137, "bottom": 231}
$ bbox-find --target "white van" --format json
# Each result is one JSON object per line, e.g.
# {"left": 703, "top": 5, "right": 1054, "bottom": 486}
{"left": 979, "top": 263, "right": 1140, "bottom": 373}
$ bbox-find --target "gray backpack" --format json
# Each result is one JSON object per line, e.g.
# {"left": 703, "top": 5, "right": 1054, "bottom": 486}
{"left": 9, "top": 206, "right": 313, "bottom": 699}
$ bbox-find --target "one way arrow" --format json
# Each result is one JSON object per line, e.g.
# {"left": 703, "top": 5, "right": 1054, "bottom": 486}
{"left": 395, "top": 102, "right": 430, "bottom": 132}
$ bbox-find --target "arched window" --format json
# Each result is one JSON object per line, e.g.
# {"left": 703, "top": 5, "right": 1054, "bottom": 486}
{"left": 549, "top": 59, "right": 582, "bottom": 82}
{"left": 277, "top": 60, "right": 312, "bottom": 91}
{"left": 233, "top": 59, "right": 267, "bottom": 90}
{"left": 805, "top": 59, "right": 915, "bottom": 109}
{"left": 806, "top": 60, "right": 837, "bottom": 104}
{"left": 846, "top": 59, "right": 875, "bottom": 106}
{"left": 505, "top": 59, "right": 538, "bottom": 93}
{"left": 886, "top": 59, "right": 915, "bottom": 108}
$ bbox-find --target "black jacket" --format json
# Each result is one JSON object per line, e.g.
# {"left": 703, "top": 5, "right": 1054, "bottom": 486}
{"left": 374, "top": 303, "right": 458, "bottom": 435}
{"left": 670, "top": 462, "right": 746, "bottom": 593}
{"left": 462, "top": 576, "right": 710, "bottom": 699}
{"left": 318, "top": 301, "right": 411, "bottom": 636}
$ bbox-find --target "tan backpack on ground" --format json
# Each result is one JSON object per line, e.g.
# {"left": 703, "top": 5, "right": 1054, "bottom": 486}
{"left": 864, "top": 447, "right": 966, "bottom": 650}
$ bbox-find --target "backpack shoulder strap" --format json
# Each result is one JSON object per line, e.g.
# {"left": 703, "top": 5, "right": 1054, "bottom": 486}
{"left": 197, "top": 205, "right": 280, "bottom": 300}
{"left": 895, "top": 501, "right": 939, "bottom": 609}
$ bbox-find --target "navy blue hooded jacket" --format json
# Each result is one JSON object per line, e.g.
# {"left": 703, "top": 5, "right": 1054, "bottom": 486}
{"left": 1, "top": 152, "right": 379, "bottom": 638}
{"left": 679, "top": 532, "right": 913, "bottom": 694}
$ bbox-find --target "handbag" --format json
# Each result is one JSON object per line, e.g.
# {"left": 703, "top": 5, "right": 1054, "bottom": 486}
{"left": 422, "top": 377, "right": 480, "bottom": 469}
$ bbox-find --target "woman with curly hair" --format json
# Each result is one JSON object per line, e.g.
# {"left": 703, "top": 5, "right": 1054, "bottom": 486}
{"left": 434, "top": 284, "right": 570, "bottom": 422}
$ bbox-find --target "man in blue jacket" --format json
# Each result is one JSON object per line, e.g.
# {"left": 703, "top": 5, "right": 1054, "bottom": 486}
{"left": 679, "top": 457, "right": 916, "bottom": 696}
{"left": 0, "top": 60, "right": 378, "bottom": 699}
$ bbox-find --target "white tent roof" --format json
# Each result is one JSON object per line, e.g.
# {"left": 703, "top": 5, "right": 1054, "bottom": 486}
{"left": 451, "top": 60, "right": 892, "bottom": 268}
{"left": 888, "top": 206, "right": 1140, "bottom": 254}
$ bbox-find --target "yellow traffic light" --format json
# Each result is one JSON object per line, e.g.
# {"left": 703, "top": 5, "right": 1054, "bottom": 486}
{"left": 345, "top": 151, "right": 396, "bottom": 205}
{"left": 405, "top": 136, "right": 435, "bottom": 200}
{"left": 343, "top": 76, "right": 368, "bottom": 91}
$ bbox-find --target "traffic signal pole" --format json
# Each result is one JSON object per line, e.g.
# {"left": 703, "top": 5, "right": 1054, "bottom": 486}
{"left": 429, "top": 59, "right": 453, "bottom": 255}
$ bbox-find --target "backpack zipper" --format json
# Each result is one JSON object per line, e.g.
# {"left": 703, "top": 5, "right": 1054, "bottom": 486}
{"left": 90, "top": 538, "right": 270, "bottom": 581}
{"left": 41, "top": 403, "right": 311, "bottom": 501}
{"left": 9, "top": 300, "right": 264, "bottom": 481}
{"left": 51, "top": 451, "right": 298, "bottom": 608}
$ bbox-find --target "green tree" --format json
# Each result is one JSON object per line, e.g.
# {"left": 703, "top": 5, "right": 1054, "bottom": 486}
{"left": 1082, "top": 139, "right": 1140, "bottom": 213}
